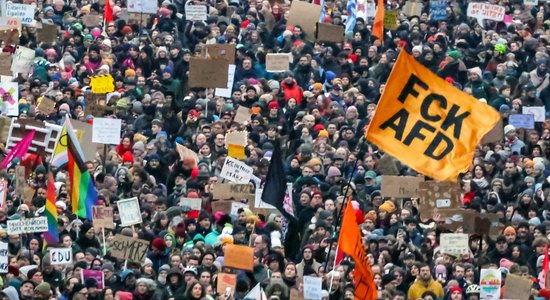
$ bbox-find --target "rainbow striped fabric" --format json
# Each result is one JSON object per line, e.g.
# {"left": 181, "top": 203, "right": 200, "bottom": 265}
{"left": 65, "top": 119, "right": 98, "bottom": 219}
{"left": 44, "top": 171, "right": 58, "bottom": 245}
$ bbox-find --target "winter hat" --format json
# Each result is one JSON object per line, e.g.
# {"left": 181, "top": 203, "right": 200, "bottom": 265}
{"left": 132, "top": 141, "right": 145, "bottom": 152}
{"left": 504, "top": 124, "right": 516, "bottom": 135}
{"left": 326, "top": 166, "right": 341, "bottom": 180}
{"left": 535, "top": 162, "right": 546, "bottom": 171}
{"left": 469, "top": 67, "right": 482, "bottom": 78}
{"left": 446, "top": 50, "right": 461, "bottom": 60}
{"left": 378, "top": 200, "right": 396, "bottom": 213}
{"left": 504, "top": 226, "right": 516, "bottom": 235}
{"left": 122, "top": 152, "right": 134, "bottom": 163}
{"left": 34, "top": 282, "right": 51, "bottom": 295}
{"left": 143, "top": 258, "right": 153, "bottom": 267}
{"left": 59, "top": 103, "right": 70, "bottom": 112}
{"left": 364, "top": 211, "right": 377, "bottom": 223}
{"left": 318, "top": 130, "right": 329, "bottom": 138}
{"left": 151, "top": 237, "right": 166, "bottom": 251}
{"left": 449, "top": 286, "right": 462, "bottom": 294}
{"left": 500, "top": 258, "right": 513, "bottom": 269}
{"left": 125, "top": 69, "right": 136, "bottom": 77}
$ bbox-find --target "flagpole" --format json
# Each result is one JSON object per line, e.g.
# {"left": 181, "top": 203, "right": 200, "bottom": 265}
{"left": 329, "top": 244, "right": 339, "bottom": 291}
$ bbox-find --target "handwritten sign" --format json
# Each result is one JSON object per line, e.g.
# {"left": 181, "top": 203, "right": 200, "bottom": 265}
{"left": 92, "top": 206, "right": 114, "bottom": 229}
{"left": 0, "top": 17, "right": 22, "bottom": 34}
{"left": 215, "top": 64, "right": 236, "bottom": 98}
{"left": 7, "top": 217, "right": 48, "bottom": 234}
{"left": 220, "top": 157, "right": 253, "bottom": 184}
{"left": 430, "top": 0, "right": 447, "bottom": 20}
{"left": 402, "top": 1, "right": 423, "bottom": 16}
{"left": 217, "top": 273, "right": 237, "bottom": 294}
{"left": 383, "top": 10, "right": 399, "bottom": 30}
{"left": 0, "top": 242, "right": 7, "bottom": 273}
{"left": 503, "top": 274, "right": 532, "bottom": 299}
{"left": 50, "top": 248, "right": 72, "bottom": 265}
{"left": 109, "top": 234, "right": 149, "bottom": 263}
{"left": 127, "top": 0, "right": 157, "bottom": 14}
{"left": 439, "top": 233, "right": 469, "bottom": 255}
{"left": 90, "top": 75, "right": 115, "bottom": 94}
{"left": 14, "top": 165, "right": 25, "bottom": 198}
{"left": 5, "top": 3, "right": 35, "bottom": 24}
{"left": 509, "top": 114, "right": 535, "bottom": 129}
{"left": 316, "top": 22, "right": 344, "bottom": 43}
{"left": 418, "top": 181, "right": 462, "bottom": 212}
{"left": 81, "top": 269, "right": 104, "bottom": 289}
{"left": 36, "top": 97, "right": 56, "bottom": 115}
{"left": 117, "top": 197, "right": 142, "bottom": 227}
{"left": 224, "top": 244, "right": 254, "bottom": 270}
{"left": 522, "top": 106, "right": 546, "bottom": 122}
{"left": 287, "top": 1, "right": 322, "bottom": 41}
{"left": 179, "top": 197, "right": 202, "bottom": 211}
{"left": 11, "top": 46, "right": 34, "bottom": 74}
{"left": 186, "top": 5, "right": 207, "bottom": 21}
{"left": 467, "top": 3, "right": 505, "bottom": 27}
{"left": 480, "top": 269, "right": 501, "bottom": 299}
{"left": 188, "top": 58, "right": 229, "bottom": 88}
{"left": 92, "top": 117, "right": 121, "bottom": 145}
{"left": 303, "top": 276, "right": 323, "bottom": 300}
{"left": 381, "top": 176, "right": 423, "bottom": 198}
{"left": 266, "top": 54, "right": 290, "bottom": 72}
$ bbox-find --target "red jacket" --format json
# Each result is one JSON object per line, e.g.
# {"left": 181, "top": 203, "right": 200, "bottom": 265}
{"left": 281, "top": 80, "right": 303, "bottom": 105}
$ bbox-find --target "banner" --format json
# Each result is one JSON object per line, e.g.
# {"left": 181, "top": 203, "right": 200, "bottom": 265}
{"left": 7, "top": 217, "right": 48, "bottom": 234}
{"left": 366, "top": 51, "right": 500, "bottom": 181}
{"left": 117, "top": 197, "right": 142, "bottom": 226}
{"left": 50, "top": 248, "right": 72, "bottom": 265}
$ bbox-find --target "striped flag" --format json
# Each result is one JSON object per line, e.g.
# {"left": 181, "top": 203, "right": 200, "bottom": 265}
{"left": 44, "top": 171, "right": 58, "bottom": 245}
{"left": 345, "top": 0, "right": 357, "bottom": 33}
{"left": 1, "top": 130, "right": 35, "bottom": 169}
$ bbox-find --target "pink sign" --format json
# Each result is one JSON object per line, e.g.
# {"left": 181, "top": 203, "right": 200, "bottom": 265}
{"left": 81, "top": 269, "right": 104, "bottom": 289}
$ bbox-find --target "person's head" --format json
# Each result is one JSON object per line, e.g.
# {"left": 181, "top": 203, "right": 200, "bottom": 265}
{"left": 186, "top": 281, "right": 205, "bottom": 299}
{"left": 419, "top": 264, "right": 432, "bottom": 281}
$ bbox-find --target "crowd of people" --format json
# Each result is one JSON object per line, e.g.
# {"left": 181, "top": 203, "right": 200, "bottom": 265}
{"left": 0, "top": 0, "right": 549, "bottom": 299}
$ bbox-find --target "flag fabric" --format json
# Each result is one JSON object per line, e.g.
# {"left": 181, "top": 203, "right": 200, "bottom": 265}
{"left": 50, "top": 125, "right": 68, "bottom": 168}
{"left": 44, "top": 171, "right": 58, "bottom": 245}
{"left": 366, "top": 51, "right": 500, "bottom": 182}
{"left": 345, "top": 0, "right": 357, "bottom": 33}
{"left": 65, "top": 119, "right": 98, "bottom": 219}
{"left": 542, "top": 244, "right": 549, "bottom": 288}
{"left": 104, "top": 0, "right": 114, "bottom": 22}
{"left": 1, "top": 130, "right": 35, "bottom": 169}
{"left": 372, "top": 0, "right": 384, "bottom": 41}
{"left": 337, "top": 200, "right": 377, "bottom": 300}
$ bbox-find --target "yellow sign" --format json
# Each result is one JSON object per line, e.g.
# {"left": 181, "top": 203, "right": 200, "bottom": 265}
{"left": 366, "top": 51, "right": 500, "bottom": 182}
{"left": 90, "top": 75, "right": 115, "bottom": 94}
{"left": 383, "top": 10, "right": 399, "bottom": 30}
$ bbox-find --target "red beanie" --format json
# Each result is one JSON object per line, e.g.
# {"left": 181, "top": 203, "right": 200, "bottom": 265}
{"left": 122, "top": 151, "right": 134, "bottom": 163}
{"left": 175, "top": 223, "right": 186, "bottom": 237}
{"left": 268, "top": 101, "right": 279, "bottom": 109}
{"left": 190, "top": 168, "right": 199, "bottom": 179}
{"left": 151, "top": 237, "right": 166, "bottom": 251}
{"left": 450, "top": 286, "right": 462, "bottom": 294}
{"left": 313, "top": 124, "right": 325, "bottom": 133}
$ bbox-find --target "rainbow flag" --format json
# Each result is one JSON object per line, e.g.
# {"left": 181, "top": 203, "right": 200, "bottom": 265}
{"left": 65, "top": 119, "right": 98, "bottom": 219}
{"left": 1, "top": 130, "right": 36, "bottom": 169}
{"left": 44, "top": 171, "right": 58, "bottom": 245}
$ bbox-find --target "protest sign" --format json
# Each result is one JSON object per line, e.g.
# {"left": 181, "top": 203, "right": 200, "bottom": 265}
{"left": 81, "top": 269, "right": 104, "bottom": 289}
{"left": 480, "top": 268, "right": 501, "bottom": 299}
{"left": 14, "top": 165, "right": 24, "bottom": 197}
{"left": 381, "top": 175, "right": 423, "bottom": 198}
{"left": 211, "top": 183, "right": 253, "bottom": 200}
{"left": 11, "top": 46, "right": 34, "bottom": 74}
{"left": 92, "top": 206, "right": 114, "bottom": 229}
{"left": 92, "top": 118, "right": 121, "bottom": 145}
{"left": 36, "top": 97, "right": 55, "bottom": 115}
{"left": 0, "top": 82, "right": 18, "bottom": 116}
{"left": 211, "top": 200, "right": 232, "bottom": 214}
{"left": 179, "top": 197, "right": 202, "bottom": 211}
{"left": 365, "top": 2, "right": 376, "bottom": 17}
{"left": 127, "top": 0, "right": 157, "bottom": 14}
{"left": 0, "top": 180, "right": 7, "bottom": 209}
{"left": 186, "top": 5, "right": 207, "bottom": 21}
{"left": 5, "top": 3, "right": 34, "bottom": 24}
{"left": 524, "top": 0, "right": 538, "bottom": 5}
{"left": 217, "top": 273, "right": 237, "bottom": 294}
{"left": 266, "top": 53, "right": 290, "bottom": 72}
{"left": 481, "top": 118, "right": 503, "bottom": 144}
{"left": 220, "top": 157, "right": 253, "bottom": 184}
{"left": 189, "top": 58, "right": 229, "bottom": 88}
{"left": 0, "top": 54, "right": 11, "bottom": 76}
{"left": 437, "top": 209, "right": 467, "bottom": 231}
{"left": 50, "top": 248, "right": 72, "bottom": 265}
{"left": 383, "top": 10, "right": 399, "bottom": 30}
{"left": 503, "top": 273, "right": 532, "bottom": 299}
{"left": 439, "top": 233, "right": 469, "bottom": 255}
{"left": 90, "top": 75, "right": 115, "bottom": 94}
{"left": 0, "top": 242, "right": 6, "bottom": 273}
{"left": 287, "top": 1, "right": 322, "bottom": 41}
{"left": 0, "top": 17, "right": 21, "bottom": 34}
{"left": 0, "top": 26, "right": 18, "bottom": 45}
{"left": 226, "top": 131, "right": 247, "bottom": 159}
{"left": 523, "top": 106, "right": 546, "bottom": 122}
{"left": 224, "top": 244, "right": 254, "bottom": 270}
{"left": 110, "top": 234, "right": 149, "bottom": 263}
{"left": 303, "top": 276, "right": 323, "bottom": 300}
{"left": 201, "top": 44, "right": 236, "bottom": 63}
{"left": 215, "top": 64, "right": 236, "bottom": 98}
{"left": 230, "top": 202, "right": 248, "bottom": 217}
{"left": 402, "top": 1, "right": 423, "bottom": 16}
{"left": 117, "top": 197, "right": 142, "bottom": 226}
{"left": 430, "top": 0, "right": 447, "bottom": 20}
{"left": 234, "top": 106, "right": 252, "bottom": 124}
{"left": 83, "top": 14, "right": 102, "bottom": 27}
{"left": 466, "top": 3, "right": 505, "bottom": 27}
{"left": 366, "top": 51, "right": 499, "bottom": 182}
{"left": 290, "top": 290, "right": 305, "bottom": 300}
{"left": 7, "top": 217, "right": 48, "bottom": 234}
{"left": 36, "top": 23, "right": 57, "bottom": 43}
{"left": 316, "top": 22, "right": 344, "bottom": 43}
{"left": 509, "top": 114, "right": 535, "bottom": 129}
{"left": 418, "top": 182, "right": 462, "bottom": 213}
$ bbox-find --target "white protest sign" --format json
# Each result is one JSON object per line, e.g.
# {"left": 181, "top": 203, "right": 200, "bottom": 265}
{"left": 92, "top": 117, "right": 122, "bottom": 144}
{"left": 266, "top": 54, "right": 290, "bottom": 72}
{"left": 11, "top": 46, "right": 34, "bottom": 74}
{"left": 50, "top": 248, "right": 72, "bottom": 265}
{"left": 186, "top": 5, "right": 207, "bottom": 21}
{"left": 127, "top": 0, "right": 157, "bottom": 14}
{"left": 303, "top": 276, "right": 323, "bottom": 300}
{"left": 7, "top": 217, "right": 48, "bottom": 234}
{"left": 5, "top": 3, "right": 34, "bottom": 24}
{"left": 466, "top": 3, "right": 505, "bottom": 27}
{"left": 440, "top": 233, "right": 469, "bottom": 255}
{"left": 255, "top": 188, "right": 276, "bottom": 209}
{"left": 524, "top": 0, "right": 537, "bottom": 5}
{"left": 215, "top": 64, "right": 236, "bottom": 98}
{"left": 365, "top": 3, "right": 376, "bottom": 17}
{"left": 117, "top": 197, "right": 142, "bottom": 227}
{"left": 180, "top": 197, "right": 202, "bottom": 211}
{"left": 0, "top": 82, "right": 18, "bottom": 116}
{"left": 0, "top": 242, "right": 7, "bottom": 273}
{"left": 220, "top": 156, "right": 253, "bottom": 184}
{"left": 480, "top": 268, "right": 501, "bottom": 299}
{"left": 522, "top": 106, "right": 546, "bottom": 122}
{"left": 230, "top": 202, "right": 248, "bottom": 217}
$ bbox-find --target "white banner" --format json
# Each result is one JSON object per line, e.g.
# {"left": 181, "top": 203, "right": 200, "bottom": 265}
{"left": 7, "top": 217, "right": 48, "bottom": 234}
{"left": 117, "top": 197, "right": 142, "bottom": 227}
{"left": 220, "top": 156, "right": 253, "bottom": 184}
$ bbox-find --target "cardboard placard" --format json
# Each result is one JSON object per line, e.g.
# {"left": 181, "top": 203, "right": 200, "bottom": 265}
{"left": 0, "top": 28, "right": 18, "bottom": 45}
{"left": 201, "top": 44, "right": 236, "bottom": 64}
{"left": 234, "top": 106, "right": 252, "bottom": 124}
{"left": 92, "top": 117, "right": 121, "bottom": 145}
{"left": 109, "top": 234, "right": 149, "bottom": 263}
{"left": 0, "top": 17, "right": 22, "bottom": 35}
{"left": 418, "top": 181, "right": 462, "bottom": 214}
{"left": 81, "top": 269, "right": 104, "bottom": 289}
{"left": 214, "top": 64, "right": 236, "bottom": 98}
{"left": 439, "top": 233, "right": 469, "bottom": 255}
{"left": 401, "top": 1, "right": 423, "bottom": 16}
{"left": 84, "top": 93, "right": 106, "bottom": 117}
{"left": 224, "top": 244, "right": 254, "bottom": 270}
{"left": 83, "top": 14, "right": 102, "bottom": 27}
{"left": 36, "top": 23, "right": 57, "bottom": 44}
{"left": 92, "top": 206, "right": 114, "bottom": 229}
{"left": 481, "top": 117, "right": 503, "bottom": 144}
{"left": 50, "top": 248, "right": 72, "bottom": 265}
{"left": 0, "top": 242, "right": 7, "bottom": 273}
{"left": 266, "top": 53, "right": 290, "bottom": 72}
{"left": 211, "top": 200, "right": 232, "bottom": 213}
{"left": 381, "top": 175, "right": 423, "bottom": 198}
{"left": 383, "top": 10, "right": 399, "bottom": 30}
{"left": 220, "top": 156, "right": 253, "bottom": 184}
{"left": 71, "top": 119, "right": 100, "bottom": 162}
{"left": 117, "top": 197, "right": 142, "bottom": 227}
{"left": 0, "top": 54, "right": 11, "bottom": 76}
{"left": 211, "top": 183, "right": 252, "bottom": 200}
{"left": 7, "top": 217, "right": 48, "bottom": 234}
{"left": 287, "top": 1, "right": 322, "bottom": 41}
{"left": 188, "top": 58, "right": 229, "bottom": 88}
{"left": 225, "top": 131, "right": 247, "bottom": 147}
{"left": 11, "top": 46, "right": 35, "bottom": 75}
{"left": 316, "top": 22, "right": 344, "bottom": 43}
{"left": 217, "top": 273, "right": 237, "bottom": 294}
{"left": 179, "top": 197, "right": 202, "bottom": 211}
{"left": 377, "top": 155, "right": 399, "bottom": 175}
{"left": 15, "top": 165, "right": 25, "bottom": 198}
{"left": 503, "top": 274, "right": 532, "bottom": 299}
{"left": 437, "top": 208, "right": 467, "bottom": 231}
{"left": 36, "top": 97, "right": 55, "bottom": 115}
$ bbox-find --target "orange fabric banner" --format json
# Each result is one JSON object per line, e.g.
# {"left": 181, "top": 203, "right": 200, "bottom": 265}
{"left": 366, "top": 51, "right": 500, "bottom": 182}
{"left": 372, "top": 0, "right": 385, "bottom": 41}
{"left": 338, "top": 201, "right": 377, "bottom": 300}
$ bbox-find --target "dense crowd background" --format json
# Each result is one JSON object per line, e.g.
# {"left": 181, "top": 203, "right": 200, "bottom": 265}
{"left": 0, "top": 0, "right": 549, "bottom": 299}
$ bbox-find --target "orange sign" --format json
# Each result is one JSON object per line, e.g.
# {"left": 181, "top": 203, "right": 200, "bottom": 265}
{"left": 224, "top": 244, "right": 254, "bottom": 271}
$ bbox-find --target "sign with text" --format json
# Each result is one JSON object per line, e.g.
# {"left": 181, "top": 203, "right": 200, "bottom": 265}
{"left": 522, "top": 106, "right": 546, "bottom": 122}
{"left": 316, "top": 22, "right": 344, "bottom": 43}
{"left": 14, "top": 165, "right": 25, "bottom": 198}
{"left": 81, "top": 269, "right": 104, "bottom": 289}
{"left": 11, "top": 46, "right": 34, "bottom": 74}
{"left": 201, "top": 44, "right": 236, "bottom": 63}
{"left": 266, "top": 53, "right": 290, "bottom": 72}
{"left": 439, "top": 233, "right": 469, "bottom": 255}
{"left": 509, "top": 114, "right": 534, "bottom": 129}
{"left": 109, "top": 234, "right": 149, "bottom": 263}
{"left": 5, "top": 3, "right": 34, "bottom": 24}
{"left": 36, "top": 97, "right": 55, "bottom": 115}
{"left": 230, "top": 202, "right": 248, "bottom": 217}
{"left": 418, "top": 181, "right": 462, "bottom": 213}
{"left": 466, "top": 3, "right": 505, "bottom": 27}
{"left": 220, "top": 157, "right": 253, "bottom": 184}
{"left": 287, "top": 1, "right": 322, "bottom": 41}
{"left": 430, "top": 0, "right": 447, "bottom": 20}
{"left": 179, "top": 197, "right": 202, "bottom": 211}
{"left": 186, "top": 5, "right": 207, "bottom": 21}
{"left": 402, "top": 1, "right": 423, "bottom": 16}
{"left": 90, "top": 75, "right": 115, "bottom": 94}
{"left": 303, "top": 276, "right": 323, "bottom": 300}
{"left": 0, "top": 82, "right": 18, "bottom": 116}
{"left": 117, "top": 197, "right": 142, "bottom": 227}
{"left": 0, "top": 242, "right": 7, "bottom": 273}
{"left": 50, "top": 248, "right": 72, "bottom": 265}
{"left": 92, "top": 117, "right": 121, "bottom": 145}
{"left": 381, "top": 175, "right": 423, "bottom": 198}
{"left": 224, "top": 244, "right": 254, "bottom": 270}
{"left": 127, "top": 0, "right": 157, "bottom": 14}
{"left": 383, "top": 10, "right": 399, "bottom": 30}
{"left": 188, "top": 58, "right": 229, "bottom": 88}
{"left": 217, "top": 273, "right": 237, "bottom": 294}
{"left": 92, "top": 206, "right": 114, "bottom": 229}
{"left": 0, "top": 180, "right": 6, "bottom": 210}
{"left": 36, "top": 23, "right": 57, "bottom": 43}
{"left": 7, "top": 217, "right": 48, "bottom": 234}
{"left": 480, "top": 268, "right": 501, "bottom": 299}
{"left": 233, "top": 106, "right": 251, "bottom": 124}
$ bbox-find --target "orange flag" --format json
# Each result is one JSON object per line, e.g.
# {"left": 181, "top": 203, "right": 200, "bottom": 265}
{"left": 372, "top": 0, "right": 385, "bottom": 41}
{"left": 337, "top": 200, "right": 377, "bottom": 300}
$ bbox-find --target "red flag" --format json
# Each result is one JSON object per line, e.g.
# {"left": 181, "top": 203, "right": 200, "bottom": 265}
{"left": 372, "top": 0, "right": 384, "bottom": 41}
{"left": 543, "top": 244, "right": 549, "bottom": 288}
{"left": 104, "top": 0, "right": 114, "bottom": 23}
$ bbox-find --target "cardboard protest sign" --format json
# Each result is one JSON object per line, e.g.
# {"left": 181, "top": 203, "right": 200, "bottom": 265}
{"left": 0, "top": 27, "right": 18, "bottom": 45}
{"left": 220, "top": 157, "right": 253, "bottom": 184}
{"left": 430, "top": 0, "right": 447, "bottom": 20}
{"left": 402, "top": 1, "right": 423, "bottom": 16}
{"left": 480, "top": 269, "right": 501, "bottom": 299}
{"left": 214, "top": 64, "right": 236, "bottom": 98}
{"left": 234, "top": 106, "right": 252, "bottom": 124}
{"left": 81, "top": 269, "right": 104, "bottom": 289}
{"left": 481, "top": 117, "right": 503, "bottom": 144}
{"left": 5, "top": 3, "right": 35, "bottom": 24}
{"left": 381, "top": 175, "right": 423, "bottom": 198}
{"left": 201, "top": 44, "right": 236, "bottom": 63}
{"left": 36, "top": 97, "right": 56, "bottom": 115}
{"left": 224, "top": 244, "right": 254, "bottom": 270}
{"left": 109, "top": 234, "right": 149, "bottom": 263}
{"left": 92, "top": 206, "right": 114, "bottom": 229}
{"left": 503, "top": 273, "right": 532, "bottom": 299}
{"left": 418, "top": 181, "right": 462, "bottom": 213}
{"left": 188, "top": 58, "right": 229, "bottom": 88}
{"left": 217, "top": 273, "right": 237, "bottom": 294}
{"left": 7, "top": 217, "right": 48, "bottom": 234}
{"left": 383, "top": 10, "right": 399, "bottom": 30}
{"left": 36, "top": 23, "right": 57, "bottom": 43}
{"left": 0, "top": 116, "right": 10, "bottom": 145}
{"left": 523, "top": 106, "right": 546, "bottom": 122}
{"left": 316, "top": 22, "right": 344, "bottom": 43}
{"left": 50, "top": 248, "right": 72, "bottom": 265}
{"left": 211, "top": 183, "right": 252, "bottom": 200}
{"left": 211, "top": 200, "right": 232, "bottom": 213}
{"left": 83, "top": 14, "right": 103, "bottom": 27}
{"left": 303, "top": 276, "right": 323, "bottom": 300}
{"left": 92, "top": 118, "right": 121, "bottom": 145}
{"left": 117, "top": 197, "right": 142, "bottom": 226}
{"left": 509, "top": 114, "right": 534, "bottom": 129}
{"left": 0, "top": 54, "right": 11, "bottom": 76}
{"left": 0, "top": 242, "right": 7, "bottom": 273}
{"left": 176, "top": 143, "right": 199, "bottom": 164}
{"left": 439, "top": 233, "right": 469, "bottom": 255}
{"left": 14, "top": 165, "right": 25, "bottom": 198}
{"left": 287, "top": 1, "right": 322, "bottom": 41}
{"left": 11, "top": 46, "right": 35, "bottom": 74}
{"left": 90, "top": 75, "right": 115, "bottom": 94}
{"left": 254, "top": 188, "right": 276, "bottom": 209}
{"left": 0, "top": 82, "right": 18, "bottom": 116}
{"left": 466, "top": 3, "right": 505, "bottom": 27}
{"left": 179, "top": 197, "right": 202, "bottom": 211}
{"left": 127, "top": 0, "right": 157, "bottom": 14}
{"left": 266, "top": 53, "right": 290, "bottom": 73}
{"left": 186, "top": 5, "right": 207, "bottom": 21}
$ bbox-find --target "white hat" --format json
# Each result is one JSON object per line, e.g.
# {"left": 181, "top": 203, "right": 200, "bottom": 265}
{"left": 504, "top": 124, "right": 516, "bottom": 135}
{"left": 99, "top": 65, "right": 110, "bottom": 72}
{"left": 56, "top": 201, "right": 67, "bottom": 211}
{"left": 102, "top": 39, "right": 111, "bottom": 48}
